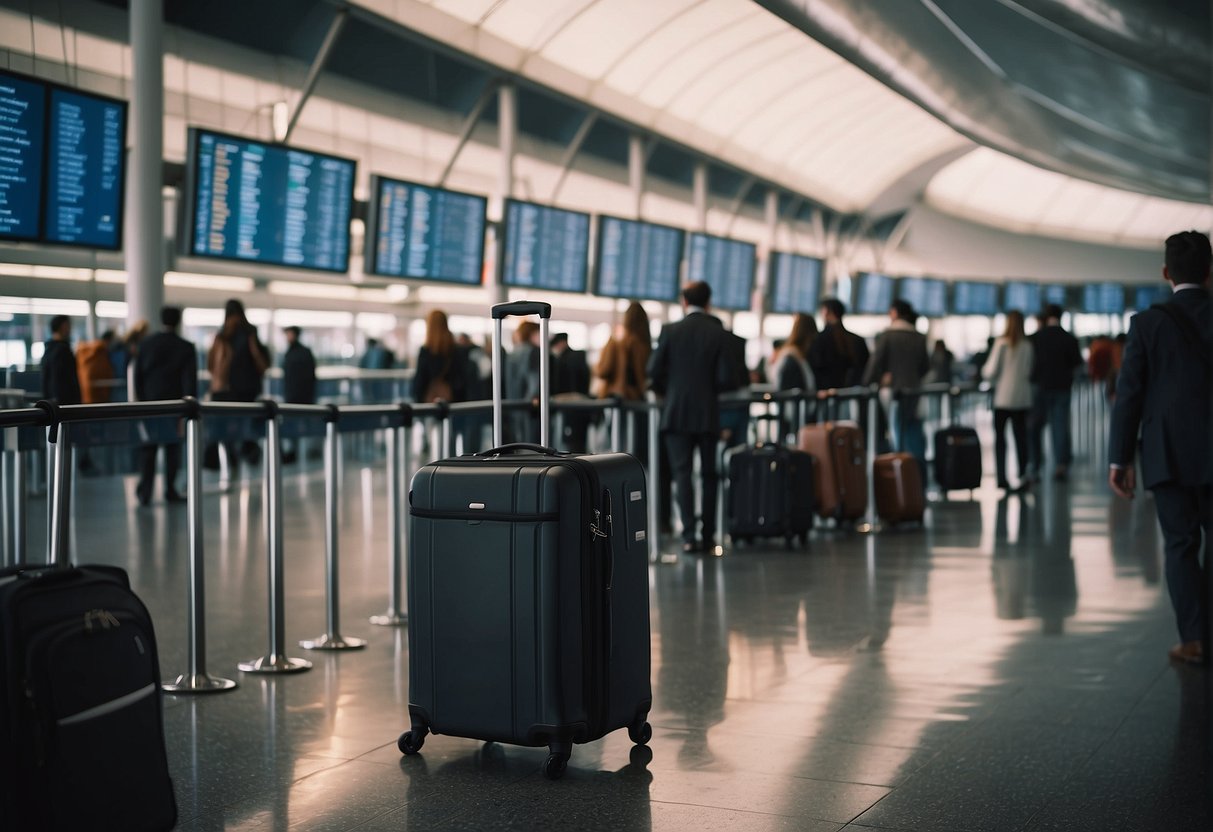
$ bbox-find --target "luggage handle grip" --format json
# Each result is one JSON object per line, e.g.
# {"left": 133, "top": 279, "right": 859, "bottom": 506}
{"left": 476, "top": 442, "right": 564, "bottom": 457}
{"left": 492, "top": 301, "right": 552, "bottom": 320}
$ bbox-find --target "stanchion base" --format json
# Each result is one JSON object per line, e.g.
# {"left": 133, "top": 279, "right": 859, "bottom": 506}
{"left": 657, "top": 552, "right": 680, "bottom": 565}
{"left": 237, "top": 654, "right": 312, "bottom": 673}
{"left": 369, "top": 612, "right": 408, "bottom": 627}
{"left": 300, "top": 634, "right": 367, "bottom": 650}
{"left": 161, "top": 673, "right": 238, "bottom": 694}
{"left": 856, "top": 521, "right": 883, "bottom": 535}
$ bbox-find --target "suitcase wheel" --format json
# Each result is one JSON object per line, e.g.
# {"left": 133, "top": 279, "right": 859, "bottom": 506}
{"left": 543, "top": 751, "right": 570, "bottom": 780}
{"left": 628, "top": 719, "right": 652, "bottom": 746}
{"left": 398, "top": 729, "right": 426, "bottom": 756}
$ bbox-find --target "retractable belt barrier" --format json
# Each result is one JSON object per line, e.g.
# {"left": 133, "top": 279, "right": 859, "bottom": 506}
{"left": 0, "top": 382, "right": 993, "bottom": 696}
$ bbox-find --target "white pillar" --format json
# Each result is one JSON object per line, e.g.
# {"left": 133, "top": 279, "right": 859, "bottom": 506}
{"left": 628, "top": 134, "right": 645, "bottom": 219}
{"left": 125, "top": 0, "right": 165, "bottom": 329}
{"left": 491, "top": 83, "right": 516, "bottom": 306}
{"left": 692, "top": 161, "right": 708, "bottom": 233}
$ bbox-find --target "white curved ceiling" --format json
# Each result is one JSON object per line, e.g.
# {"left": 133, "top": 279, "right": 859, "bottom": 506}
{"left": 928, "top": 148, "right": 1213, "bottom": 249}
{"left": 358, "top": 0, "right": 972, "bottom": 213}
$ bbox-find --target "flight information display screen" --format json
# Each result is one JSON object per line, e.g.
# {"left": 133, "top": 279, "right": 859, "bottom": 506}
{"left": 500, "top": 199, "right": 591, "bottom": 293}
{"left": 1003, "top": 281, "right": 1041, "bottom": 314}
{"left": 686, "top": 232, "right": 755, "bottom": 311}
{"left": 768, "top": 252, "right": 823, "bottom": 315}
{"left": 951, "top": 281, "right": 999, "bottom": 315}
{"left": 1132, "top": 284, "right": 1171, "bottom": 310}
{"left": 897, "top": 276, "right": 947, "bottom": 317}
{"left": 854, "top": 272, "right": 895, "bottom": 315}
{"left": 187, "top": 128, "right": 355, "bottom": 272}
{"left": 1082, "top": 283, "right": 1125, "bottom": 314}
{"left": 0, "top": 71, "right": 46, "bottom": 242}
{"left": 43, "top": 87, "right": 126, "bottom": 247}
{"left": 366, "top": 176, "right": 486, "bottom": 284}
{"left": 0, "top": 70, "right": 127, "bottom": 249}
{"left": 594, "top": 215, "right": 683, "bottom": 302}
{"left": 1042, "top": 283, "right": 1071, "bottom": 307}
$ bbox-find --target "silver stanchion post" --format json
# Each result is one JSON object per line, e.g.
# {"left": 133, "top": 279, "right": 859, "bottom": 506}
{"left": 611, "top": 399, "right": 624, "bottom": 453}
{"left": 647, "top": 397, "right": 672, "bottom": 564}
{"left": 47, "top": 420, "right": 71, "bottom": 567}
{"left": 371, "top": 414, "right": 409, "bottom": 626}
{"left": 11, "top": 448, "right": 24, "bottom": 565}
{"left": 440, "top": 407, "right": 453, "bottom": 458}
{"left": 239, "top": 404, "right": 311, "bottom": 674}
{"left": 303, "top": 412, "right": 367, "bottom": 650}
{"left": 164, "top": 401, "right": 237, "bottom": 693}
{"left": 858, "top": 388, "right": 881, "bottom": 534}
{"left": 1, "top": 448, "right": 11, "bottom": 566}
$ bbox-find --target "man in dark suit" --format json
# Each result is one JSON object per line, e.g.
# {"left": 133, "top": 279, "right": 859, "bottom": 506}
{"left": 41, "top": 314, "right": 81, "bottom": 405}
{"left": 1108, "top": 230, "right": 1212, "bottom": 665}
{"left": 550, "top": 332, "right": 591, "bottom": 453}
{"left": 134, "top": 307, "right": 198, "bottom": 506}
{"left": 648, "top": 281, "right": 731, "bottom": 553}
{"left": 281, "top": 326, "right": 318, "bottom": 464}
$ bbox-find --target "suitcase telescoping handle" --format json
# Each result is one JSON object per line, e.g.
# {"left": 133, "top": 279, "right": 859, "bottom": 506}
{"left": 491, "top": 301, "right": 552, "bottom": 449}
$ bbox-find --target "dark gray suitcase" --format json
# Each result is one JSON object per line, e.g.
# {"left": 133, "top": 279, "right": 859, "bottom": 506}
{"left": 934, "top": 426, "right": 982, "bottom": 492}
{"left": 400, "top": 301, "right": 652, "bottom": 780}
{"left": 727, "top": 444, "right": 814, "bottom": 547}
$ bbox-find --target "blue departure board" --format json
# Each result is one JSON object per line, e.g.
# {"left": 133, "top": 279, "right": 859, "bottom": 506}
{"left": 1132, "top": 284, "right": 1171, "bottom": 310}
{"left": 594, "top": 215, "right": 683, "bottom": 302}
{"left": 897, "top": 276, "right": 947, "bottom": 317}
{"left": 500, "top": 199, "right": 590, "bottom": 293}
{"left": 1042, "top": 283, "right": 1070, "bottom": 307}
{"left": 187, "top": 128, "right": 355, "bottom": 272}
{"left": 44, "top": 87, "right": 126, "bottom": 247}
{"left": 0, "top": 71, "right": 46, "bottom": 242}
{"left": 366, "top": 176, "right": 486, "bottom": 284}
{"left": 854, "top": 272, "right": 895, "bottom": 314}
{"left": 951, "top": 281, "right": 999, "bottom": 315}
{"left": 1003, "top": 282, "right": 1041, "bottom": 314}
{"left": 769, "top": 252, "right": 823, "bottom": 315}
{"left": 1081, "top": 283, "right": 1125, "bottom": 314}
{"left": 686, "top": 232, "right": 755, "bottom": 311}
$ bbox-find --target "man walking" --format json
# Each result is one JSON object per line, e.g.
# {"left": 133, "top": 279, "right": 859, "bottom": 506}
{"left": 134, "top": 307, "right": 197, "bottom": 506}
{"left": 1108, "top": 230, "right": 1211, "bottom": 665}
{"left": 41, "top": 315, "right": 81, "bottom": 406}
{"left": 649, "top": 281, "right": 731, "bottom": 554}
{"left": 1029, "top": 303, "right": 1082, "bottom": 482}
{"left": 281, "top": 326, "right": 317, "bottom": 463}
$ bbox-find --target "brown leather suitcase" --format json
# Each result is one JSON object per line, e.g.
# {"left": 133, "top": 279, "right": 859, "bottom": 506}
{"left": 798, "top": 422, "right": 867, "bottom": 520}
{"left": 874, "top": 452, "right": 925, "bottom": 524}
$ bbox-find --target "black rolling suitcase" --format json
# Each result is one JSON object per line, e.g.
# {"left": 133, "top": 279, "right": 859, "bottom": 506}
{"left": 400, "top": 301, "right": 652, "bottom": 780}
{"left": 934, "top": 426, "right": 982, "bottom": 492}
{"left": 0, "top": 564, "right": 177, "bottom": 832}
{"left": 727, "top": 443, "right": 815, "bottom": 547}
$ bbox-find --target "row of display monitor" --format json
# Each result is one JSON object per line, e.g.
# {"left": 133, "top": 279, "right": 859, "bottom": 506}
{"left": 0, "top": 93, "right": 1177, "bottom": 318}
{"left": 852, "top": 272, "right": 1168, "bottom": 317}
{"left": 0, "top": 69, "right": 128, "bottom": 249}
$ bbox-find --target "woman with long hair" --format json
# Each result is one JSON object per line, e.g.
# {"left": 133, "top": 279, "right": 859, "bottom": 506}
{"left": 769, "top": 312, "right": 818, "bottom": 434}
{"left": 207, "top": 299, "right": 269, "bottom": 469}
{"left": 983, "top": 309, "right": 1034, "bottom": 491}
{"left": 594, "top": 302, "right": 653, "bottom": 459}
{"left": 412, "top": 309, "right": 466, "bottom": 404}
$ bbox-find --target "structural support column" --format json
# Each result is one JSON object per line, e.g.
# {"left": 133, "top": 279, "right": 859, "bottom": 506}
{"left": 692, "top": 161, "right": 708, "bottom": 233}
{"left": 126, "top": 0, "right": 165, "bottom": 328}
{"left": 628, "top": 134, "right": 645, "bottom": 219}
{"left": 758, "top": 187, "right": 778, "bottom": 327}
{"left": 491, "top": 83, "right": 517, "bottom": 306}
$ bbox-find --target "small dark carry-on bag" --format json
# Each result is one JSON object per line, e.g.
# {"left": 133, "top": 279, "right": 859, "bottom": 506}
{"left": 400, "top": 301, "right": 652, "bottom": 780}
{"left": 727, "top": 443, "right": 815, "bottom": 548}
{"left": 0, "top": 564, "right": 177, "bottom": 832}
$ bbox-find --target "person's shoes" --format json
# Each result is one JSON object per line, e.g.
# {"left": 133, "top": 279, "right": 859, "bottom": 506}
{"left": 135, "top": 489, "right": 151, "bottom": 508}
{"left": 281, "top": 450, "right": 298, "bottom": 465}
{"left": 165, "top": 491, "right": 187, "bottom": 504}
{"left": 1168, "top": 641, "right": 1204, "bottom": 665}
{"left": 701, "top": 539, "right": 718, "bottom": 555}
{"left": 1053, "top": 466, "right": 1068, "bottom": 482}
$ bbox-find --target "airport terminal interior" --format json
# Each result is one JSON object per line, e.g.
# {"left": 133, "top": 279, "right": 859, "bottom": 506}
{"left": 0, "top": 0, "right": 1211, "bottom": 830}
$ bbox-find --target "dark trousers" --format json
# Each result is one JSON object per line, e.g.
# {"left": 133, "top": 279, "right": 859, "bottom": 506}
{"left": 993, "top": 408, "right": 1029, "bottom": 486}
{"left": 1029, "top": 388, "right": 1073, "bottom": 472}
{"left": 666, "top": 431, "right": 718, "bottom": 544}
{"left": 137, "top": 443, "right": 182, "bottom": 501}
{"left": 1151, "top": 483, "right": 1211, "bottom": 645}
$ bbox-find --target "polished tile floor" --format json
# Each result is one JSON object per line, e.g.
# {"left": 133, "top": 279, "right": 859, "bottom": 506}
{"left": 37, "top": 431, "right": 1212, "bottom": 832}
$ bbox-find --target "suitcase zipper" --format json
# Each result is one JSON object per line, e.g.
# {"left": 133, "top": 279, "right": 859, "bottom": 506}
{"left": 409, "top": 507, "right": 559, "bottom": 523}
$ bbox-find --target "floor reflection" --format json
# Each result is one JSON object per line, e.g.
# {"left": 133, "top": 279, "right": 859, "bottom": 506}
{"left": 41, "top": 454, "right": 1210, "bottom": 831}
